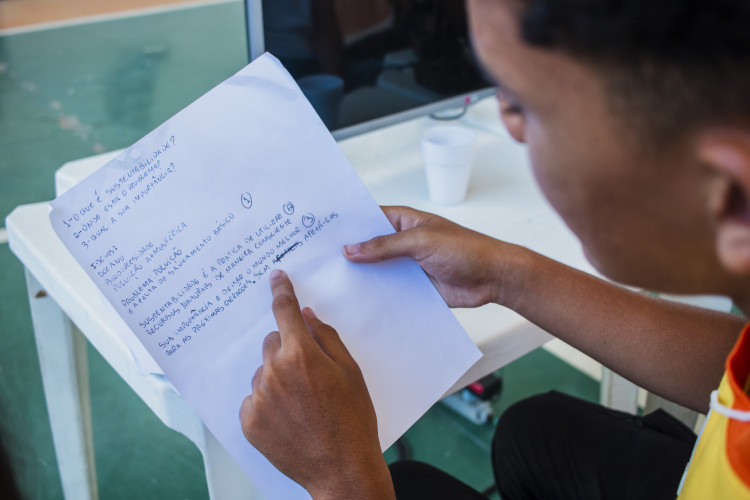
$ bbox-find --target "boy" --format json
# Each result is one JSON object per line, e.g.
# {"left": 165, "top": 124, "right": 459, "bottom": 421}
{"left": 241, "top": 0, "right": 750, "bottom": 498}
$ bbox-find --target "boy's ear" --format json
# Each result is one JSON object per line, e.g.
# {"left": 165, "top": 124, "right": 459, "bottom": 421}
{"left": 700, "top": 128, "right": 750, "bottom": 275}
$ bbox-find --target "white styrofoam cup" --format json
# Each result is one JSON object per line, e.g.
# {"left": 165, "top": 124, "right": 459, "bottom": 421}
{"left": 421, "top": 125, "right": 476, "bottom": 205}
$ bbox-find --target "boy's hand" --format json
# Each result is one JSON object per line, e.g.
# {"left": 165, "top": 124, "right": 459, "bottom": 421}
{"left": 240, "top": 271, "right": 395, "bottom": 500}
{"left": 344, "top": 206, "right": 526, "bottom": 308}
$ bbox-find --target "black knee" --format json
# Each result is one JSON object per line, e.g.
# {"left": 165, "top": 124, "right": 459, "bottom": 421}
{"left": 492, "top": 392, "right": 598, "bottom": 499}
{"left": 493, "top": 391, "right": 568, "bottom": 456}
{"left": 389, "top": 460, "right": 486, "bottom": 500}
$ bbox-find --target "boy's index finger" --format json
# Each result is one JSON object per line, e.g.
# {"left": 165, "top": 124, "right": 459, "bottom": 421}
{"left": 269, "top": 270, "right": 311, "bottom": 346}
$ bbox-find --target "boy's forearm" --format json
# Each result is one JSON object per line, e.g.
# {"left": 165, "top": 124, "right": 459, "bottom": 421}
{"left": 497, "top": 248, "right": 743, "bottom": 412}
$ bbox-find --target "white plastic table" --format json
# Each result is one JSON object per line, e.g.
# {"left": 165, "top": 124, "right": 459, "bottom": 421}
{"left": 6, "top": 97, "right": 596, "bottom": 499}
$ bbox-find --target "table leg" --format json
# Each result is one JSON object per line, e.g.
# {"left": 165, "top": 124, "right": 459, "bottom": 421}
{"left": 199, "top": 424, "right": 264, "bottom": 499}
{"left": 25, "top": 270, "right": 98, "bottom": 500}
{"left": 599, "top": 367, "right": 639, "bottom": 414}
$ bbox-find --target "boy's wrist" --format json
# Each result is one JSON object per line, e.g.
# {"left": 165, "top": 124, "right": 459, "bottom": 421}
{"left": 309, "top": 456, "right": 395, "bottom": 500}
{"left": 492, "top": 244, "right": 536, "bottom": 310}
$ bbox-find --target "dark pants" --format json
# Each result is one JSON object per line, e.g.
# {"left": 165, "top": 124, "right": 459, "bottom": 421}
{"left": 390, "top": 391, "right": 697, "bottom": 499}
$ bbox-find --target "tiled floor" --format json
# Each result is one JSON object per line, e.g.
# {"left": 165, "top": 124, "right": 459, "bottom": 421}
{"left": 0, "top": 2, "right": 599, "bottom": 498}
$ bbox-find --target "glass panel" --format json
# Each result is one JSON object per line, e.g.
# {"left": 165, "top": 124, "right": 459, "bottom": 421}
{"left": 262, "top": 0, "right": 491, "bottom": 131}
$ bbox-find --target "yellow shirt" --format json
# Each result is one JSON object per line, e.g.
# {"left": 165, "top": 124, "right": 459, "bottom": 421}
{"left": 678, "top": 324, "right": 750, "bottom": 498}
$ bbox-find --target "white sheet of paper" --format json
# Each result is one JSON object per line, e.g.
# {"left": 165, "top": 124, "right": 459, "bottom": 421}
{"left": 49, "top": 53, "right": 482, "bottom": 499}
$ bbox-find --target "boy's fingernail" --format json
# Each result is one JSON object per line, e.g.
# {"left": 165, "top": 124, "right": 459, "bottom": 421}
{"left": 344, "top": 243, "right": 361, "bottom": 256}
{"left": 270, "top": 269, "right": 286, "bottom": 280}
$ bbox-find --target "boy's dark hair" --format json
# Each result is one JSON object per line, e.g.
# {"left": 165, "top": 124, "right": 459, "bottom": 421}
{"left": 516, "top": 0, "right": 750, "bottom": 147}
